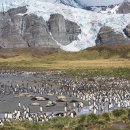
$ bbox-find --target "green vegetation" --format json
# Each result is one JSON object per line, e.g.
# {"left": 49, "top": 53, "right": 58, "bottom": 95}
{"left": 0, "top": 45, "right": 130, "bottom": 130}
{"left": 63, "top": 68, "right": 130, "bottom": 80}
{"left": 0, "top": 45, "right": 130, "bottom": 71}
{"left": 1, "top": 109, "right": 130, "bottom": 130}
{"left": 0, "top": 45, "right": 130, "bottom": 80}
{"left": 112, "top": 109, "right": 127, "bottom": 118}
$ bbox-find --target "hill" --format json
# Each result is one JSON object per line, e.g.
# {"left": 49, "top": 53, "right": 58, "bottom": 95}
{"left": 0, "top": 45, "right": 129, "bottom": 71}
{"left": 0, "top": 0, "right": 130, "bottom": 51}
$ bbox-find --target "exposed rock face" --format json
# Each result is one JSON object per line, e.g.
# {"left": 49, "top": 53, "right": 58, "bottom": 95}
{"left": 96, "top": 26, "right": 130, "bottom": 45}
{"left": 65, "top": 20, "right": 81, "bottom": 43}
{"left": 0, "top": 13, "right": 27, "bottom": 48}
{"left": 117, "top": 1, "right": 130, "bottom": 14}
{"left": 48, "top": 14, "right": 81, "bottom": 45}
{"left": 21, "top": 14, "right": 57, "bottom": 47}
{"left": 0, "top": 7, "right": 81, "bottom": 48}
{"left": 124, "top": 24, "right": 130, "bottom": 38}
{"left": 7, "top": 6, "right": 28, "bottom": 17}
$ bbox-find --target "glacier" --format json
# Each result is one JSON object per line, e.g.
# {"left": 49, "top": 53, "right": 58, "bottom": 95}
{"left": 0, "top": 0, "right": 130, "bottom": 51}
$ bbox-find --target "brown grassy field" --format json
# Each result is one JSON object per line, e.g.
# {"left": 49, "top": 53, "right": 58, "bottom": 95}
{"left": 0, "top": 45, "right": 130, "bottom": 70}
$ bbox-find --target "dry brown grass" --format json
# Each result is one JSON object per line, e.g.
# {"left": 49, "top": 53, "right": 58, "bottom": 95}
{"left": 0, "top": 45, "right": 129, "bottom": 70}
{"left": 0, "top": 47, "right": 59, "bottom": 58}
{"left": 0, "top": 58, "right": 130, "bottom": 70}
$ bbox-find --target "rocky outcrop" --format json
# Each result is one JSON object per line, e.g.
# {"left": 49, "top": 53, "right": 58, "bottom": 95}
{"left": 117, "top": 0, "right": 130, "bottom": 14}
{"left": 65, "top": 20, "right": 81, "bottom": 42}
{"left": 7, "top": 6, "right": 28, "bottom": 17}
{"left": 0, "top": 7, "right": 81, "bottom": 48}
{"left": 96, "top": 26, "right": 130, "bottom": 45}
{"left": 0, "top": 12, "right": 27, "bottom": 48}
{"left": 124, "top": 24, "right": 130, "bottom": 38}
{"left": 21, "top": 14, "right": 57, "bottom": 47}
{"left": 48, "top": 14, "right": 81, "bottom": 45}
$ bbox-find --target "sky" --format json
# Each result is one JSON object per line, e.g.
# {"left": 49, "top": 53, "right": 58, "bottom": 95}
{"left": 39, "top": 0, "right": 127, "bottom": 6}
{"left": 77, "top": 0, "right": 126, "bottom": 6}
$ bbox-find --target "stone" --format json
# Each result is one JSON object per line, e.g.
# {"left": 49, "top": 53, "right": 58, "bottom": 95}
{"left": 124, "top": 24, "right": 130, "bottom": 38}
{"left": 96, "top": 26, "right": 130, "bottom": 45}
{"left": 65, "top": 20, "right": 81, "bottom": 43}
{"left": 48, "top": 14, "right": 81, "bottom": 45}
{"left": 7, "top": 6, "right": 28, "bottom": 17}
{"left": 21, "top": 14, "right": 58, "bottom": 48}
{"left": 117, "top": 1, "right": 130, "bottom": 14}
{"left": 0, "top": 7, "right": 81, "bottom": 48}
{"left": 0, "top": 13, "right": 27, "bottom": 48}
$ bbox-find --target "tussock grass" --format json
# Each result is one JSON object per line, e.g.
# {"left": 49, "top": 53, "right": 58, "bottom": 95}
{"left": 2, "top": 109, "right": 130, "bottom": 130}
{"left": 0, "top": 50, "right": 130, "bottom": 70}
{"left": 63, "top": 68, "right": 130, "bottom": 80}
{"left": 0, "top": 45, "right": 130, "bottom": 77}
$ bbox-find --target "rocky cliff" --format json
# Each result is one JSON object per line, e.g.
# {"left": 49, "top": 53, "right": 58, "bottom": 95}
{"left": 96, "top": 25, "right": 130, "bottom": 45}
{"left": 116, "top": 1, "right": 130, "bottom": 14}
{"left": 48, "top": 14, "right": 81, "bottom": 45}
{"left": 124, "top": 24, "right": 130, "bottom": 38}
{"left": 0, "top": 6, "right": 81, "bottom": 48}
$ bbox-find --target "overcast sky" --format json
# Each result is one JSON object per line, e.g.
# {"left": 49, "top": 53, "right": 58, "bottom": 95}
{"left": 39, "top": 0, "right": 126, "bottom": 6}
{"left": 77, "top": 0, "right": 126, "bottom": 6}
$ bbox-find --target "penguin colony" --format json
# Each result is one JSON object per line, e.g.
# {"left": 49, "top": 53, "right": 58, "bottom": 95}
{"left": 0, "top": 70, "right": 130, "bottom": 125}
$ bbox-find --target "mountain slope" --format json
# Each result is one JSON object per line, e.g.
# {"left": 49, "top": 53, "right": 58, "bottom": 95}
{"left": 0, "top": 0, "right": 130, "bottom": 51}
{"left": 59, "top": 0, "right": 82, "bottom": 8}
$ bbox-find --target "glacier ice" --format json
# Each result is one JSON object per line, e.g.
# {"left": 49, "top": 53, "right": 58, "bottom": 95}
{"left": 0, "top": 0, "right": 130, "bottom": 51}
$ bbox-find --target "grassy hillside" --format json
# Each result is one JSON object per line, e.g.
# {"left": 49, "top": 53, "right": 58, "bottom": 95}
{"left": 0, "top": 45, "right": 130, "bottom": 71}
{"left": 0, "top": 45, "right": 130, "bottom": 80}
{"left": 1, "top": 109, "right": 130, "bottom": 130}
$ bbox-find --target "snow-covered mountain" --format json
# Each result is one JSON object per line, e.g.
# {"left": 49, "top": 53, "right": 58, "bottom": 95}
{"left": 54, "top": 0, "right": 130, "bottom": 14}
{"left": 0, "top": 0, "right": 126, "bottom": 14}
{"left": 40, "top": 0, "right": 126, "bottom": 14}
{"left": 0, "top": 0, "right": 130, "bottom": 51}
